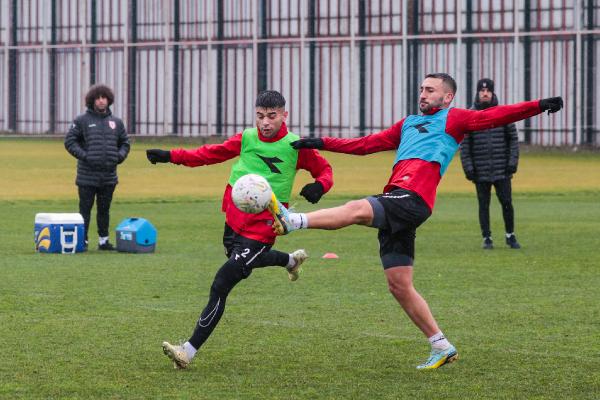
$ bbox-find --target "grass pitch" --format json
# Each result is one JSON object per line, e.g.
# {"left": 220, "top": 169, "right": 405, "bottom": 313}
{"left": 0, "top": 138, "right": 599, "bottom": 399}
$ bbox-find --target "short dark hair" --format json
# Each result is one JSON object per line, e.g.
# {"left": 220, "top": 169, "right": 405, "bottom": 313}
{"left": 85, "top": 84, "right": 115, "bottom": 109}
{"left": 425, "top": 73, "right": 457, "bottom": 94}
{"left": 255, "top": 90, "right": 286, "bottom": 109}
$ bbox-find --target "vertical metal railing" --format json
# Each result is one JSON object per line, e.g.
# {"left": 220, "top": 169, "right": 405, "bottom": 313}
{"left": 7, "top": 0, "right": 17, "bottom": 131}
{"left": 2, "top": 0, "right": 11, "bottom": 130}
{"left": 584, "top": 0, "right": 597, "bottom": 145}
{"left": 0, "top": 0, "right": 598, "bottom": 146}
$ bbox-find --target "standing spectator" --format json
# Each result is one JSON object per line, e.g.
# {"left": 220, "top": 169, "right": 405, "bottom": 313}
{"left": 65, "top": 84, "right": 130, "bottom": 251}
{"left": 460, "top": 78, "right": 521, "bottom": 249}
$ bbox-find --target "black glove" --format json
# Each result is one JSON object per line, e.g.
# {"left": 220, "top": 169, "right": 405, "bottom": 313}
{"left": 291, "top": 138, "right": 324, "bottom": 150}
{"left": 465, "top": 169, "right": 476, "bottom": 181}
{"left": 506, "top": 165, "right": 517, "bottom": 175}
{"left": 146, "top": 149, "right": 171, "bottom": 164}
{"left": 300, "top": 181, "right": 325, "bottom": 204}
{"left": 539, "top": 97, "right": 563, "bottom": 114}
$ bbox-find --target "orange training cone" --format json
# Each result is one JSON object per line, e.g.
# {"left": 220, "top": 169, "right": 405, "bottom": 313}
{"left": 322, "top": 252, "right": 339, "bottom": 259}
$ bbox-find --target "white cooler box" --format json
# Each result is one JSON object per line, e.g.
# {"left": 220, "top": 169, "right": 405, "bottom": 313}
{"left": 34, "top": 213, "right": 86, "bottom": 254}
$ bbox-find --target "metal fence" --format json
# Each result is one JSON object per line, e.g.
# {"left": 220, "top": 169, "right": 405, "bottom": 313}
{"left": 1, "top": 0, "right": 598, "bottom": 146}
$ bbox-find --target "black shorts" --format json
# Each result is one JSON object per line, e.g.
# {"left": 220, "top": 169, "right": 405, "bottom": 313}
{"left": 222, "top": 223, "right": 272, "bottom": 277}
{"left": 366, "top": 188, "right": 431, "bottom": 269}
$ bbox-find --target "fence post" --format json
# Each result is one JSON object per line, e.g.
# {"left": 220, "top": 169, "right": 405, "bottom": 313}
{"left": 307, "top": 0, "right": 315, "bottom": 137}
{"left": 464, "top": 0, "right": 473, "bottom": 108}
{"left": 90, "top": 0, "right": 97, "bottom": 85}
{"left": 523, "top": 0, "right": 532, "bottom": 144}
{"left": 48, "top": 0, "right": 57, "bottom": 133}
{"left": 358, "top": 0, "right": 366, "bottom": 137}
{"left": 406, "top": 1, "right": 419, "bottom": 116}
{"left": 584, "top": 0, "right": 595, "bottom": 145}
{"left": 257, "top": 0, "right": 268, "bottom": 93}
{"left": 8, "top": 0, "right": 18, "bottom": 131}
{"left": 127, "top": 0, "right": 137, "bottom": 135}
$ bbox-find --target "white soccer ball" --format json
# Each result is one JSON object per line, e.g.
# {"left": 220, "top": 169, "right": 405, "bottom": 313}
{"left": 231, "top": 174, "right": 273, "bottom": 214}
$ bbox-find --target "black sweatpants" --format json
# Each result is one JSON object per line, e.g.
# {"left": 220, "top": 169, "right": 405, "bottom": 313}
{"left": 187, "top": 225, "right": 290, "bottom": 349}
{"left": 78, "top": 184, "right": 116, "bottom": 241}
{"left": 475, "top": 178, "right": 514, "bottom": 238}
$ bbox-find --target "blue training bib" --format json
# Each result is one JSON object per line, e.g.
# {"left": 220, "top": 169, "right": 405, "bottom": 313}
{"left": 393, "top": 108, "right": 459, "bottom": 176}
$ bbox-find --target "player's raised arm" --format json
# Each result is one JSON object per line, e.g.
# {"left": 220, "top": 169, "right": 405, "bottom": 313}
{"left": 451, "top": 97, "right": 563, "bottom": 134}
{"left": 291, "top": 119, "right": 405, "bottom": 155}
{"left": 146, "top": 133, "right": 243, "bottom": 167}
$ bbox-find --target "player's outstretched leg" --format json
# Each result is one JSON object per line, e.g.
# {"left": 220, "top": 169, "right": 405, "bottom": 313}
{"left": 161, "top": 256, "right": 246, "bottom": 369}
{"left": 287, "top": 249, "right": 307, "bottom": 281}
{"left": 162, "top": 341, "right": 193, "bottom": 369}
{"left": 416, "top": 345, "right": 458, "bottom": 370}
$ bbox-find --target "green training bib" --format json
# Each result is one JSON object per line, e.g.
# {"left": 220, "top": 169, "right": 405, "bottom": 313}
{"left": 229, "top": 128, "right": 299, "bottom": 202}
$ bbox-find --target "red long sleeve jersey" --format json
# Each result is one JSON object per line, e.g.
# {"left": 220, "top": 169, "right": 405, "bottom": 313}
{"left": 170, "top": 124, "right": 333, "bottom": 244}
{"left": 321, "top": 101, "right": 541, "bottom": 210}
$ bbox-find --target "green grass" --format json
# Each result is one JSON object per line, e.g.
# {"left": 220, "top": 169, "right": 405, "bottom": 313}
{"left": 1, "top": 139, "right": 599, "bottom": 399}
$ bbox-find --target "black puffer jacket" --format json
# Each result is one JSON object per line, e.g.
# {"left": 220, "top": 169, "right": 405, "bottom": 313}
{"left": 460, "top": 94, "right": 519, "bottom": 182}
{"left": 65, "top": 108, "right": 130, "bottom": 187}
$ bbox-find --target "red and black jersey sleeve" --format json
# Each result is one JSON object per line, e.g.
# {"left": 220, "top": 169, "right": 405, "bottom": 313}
{"left": 446, "top": 100, "right": 541, "bottom": 142}
{"left": 169, "top": 133, "right": 243, "bottom": 167}
{"left": 321, "top": 119, "right": 405, "bottom": 155}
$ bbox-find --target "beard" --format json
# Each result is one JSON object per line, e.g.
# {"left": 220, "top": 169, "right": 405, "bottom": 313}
{"left": 419, "top": 96, "right": 444, "bottom": 113}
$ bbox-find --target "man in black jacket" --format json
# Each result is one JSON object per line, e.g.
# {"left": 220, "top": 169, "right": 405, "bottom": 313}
{"left": 65, "top": 84, "right": 130, "bottom": 250}
{"left": 460, "top": 78, "right": 521, "bottom": 249}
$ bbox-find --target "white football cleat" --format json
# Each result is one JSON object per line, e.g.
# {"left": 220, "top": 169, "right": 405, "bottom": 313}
{"left": 162, "top": 341, "right": 191, "bottom": 369}
{"left": 287, "top": 249, "right": 307, "bottom": 281}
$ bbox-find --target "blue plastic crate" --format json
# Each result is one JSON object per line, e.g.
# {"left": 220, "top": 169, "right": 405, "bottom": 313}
{"left": 116, "top": 217, "right": 157, "bottom": 253}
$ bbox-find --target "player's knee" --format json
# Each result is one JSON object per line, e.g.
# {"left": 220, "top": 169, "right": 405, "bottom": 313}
{"left": 210, "top": 276, "right": 232, "bottom": 298}
{"left": 387, "top": 279, "right": 401, "bottom": 296}
{"left": 344, "top": 199, "right": 372, "bottom": 224}
{"left": 211, "top": 260, "right": 246, "bottom": 297}
{"left": 387, "top": 277, "right": 412, "bottom": 301}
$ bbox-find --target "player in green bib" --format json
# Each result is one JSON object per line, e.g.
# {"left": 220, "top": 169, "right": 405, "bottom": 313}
{"left": 146, "top": 91, "right": 333, "bottom": 369}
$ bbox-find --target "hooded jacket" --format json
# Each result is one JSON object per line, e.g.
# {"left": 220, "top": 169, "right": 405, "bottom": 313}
{"left": 65, "top": 108, "right": 130, "bottom": 187}
{"left": 459, "top": 94, "right": 519, "bottom": 182}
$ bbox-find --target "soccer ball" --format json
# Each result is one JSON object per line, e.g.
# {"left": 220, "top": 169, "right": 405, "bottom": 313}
{"left": 231, "top": 174, "right": 273, "bottom": 214}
